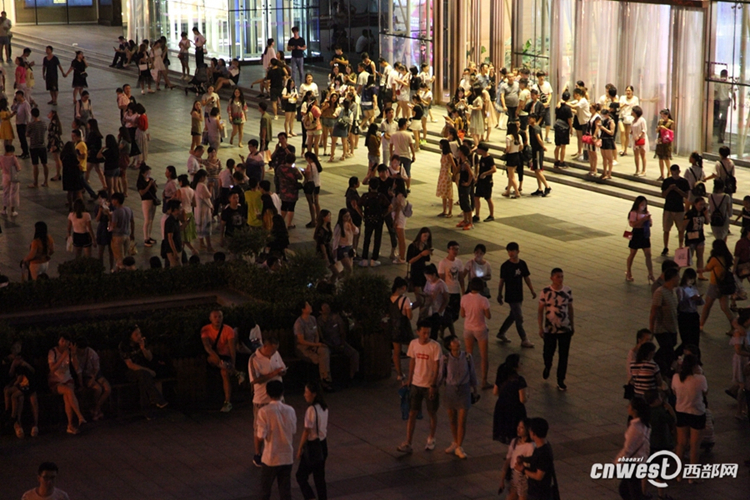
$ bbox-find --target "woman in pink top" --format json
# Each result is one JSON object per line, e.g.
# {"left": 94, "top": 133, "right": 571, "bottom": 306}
{"left": 48, "top": 334, "right": 86, "bottom": 434}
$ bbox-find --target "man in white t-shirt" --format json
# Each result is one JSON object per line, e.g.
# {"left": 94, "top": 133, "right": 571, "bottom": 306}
{"left": 379, "top": 106, "right": 398, "bottom": 160}
{"left": 532, "top": 71, "right": 553, "bottom": 142}
{"left": 390, "top": 118, "right": 416, "bottom": 190}
{"left": 249, "top": 337, "right": 287, "bottom": 467}
{"left": 397, "top": 320, "right": 443, "bottom": 454}
{"left": 439, "top": 240, "right": 465, "bottom": 336}
{"left": 461, "top": 277, "right": 492, "bottom": 388}
{"left": 255, "top": 380, "right": 296, "bottom": 500}
{"left": 22, "top": 462, "right": 70, "bottom": 500}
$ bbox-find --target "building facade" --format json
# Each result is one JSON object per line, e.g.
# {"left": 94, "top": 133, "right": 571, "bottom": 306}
{"left": 380, "top": 0, "right": 750, "bottom": 160}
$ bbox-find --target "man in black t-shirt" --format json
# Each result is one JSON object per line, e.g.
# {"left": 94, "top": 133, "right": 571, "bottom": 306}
{"left": 553, "top": 93, "right": 573, "bottom": 167}
{"left": 162, "top": 200, "right": 183, "bottom": 268}
{"left": 359, "top": 178, "right": 391, "bottom": 267}
{"left": 473, "top": 143, "right": 497, "bottom": 223}
{"left": 497, "top": 242, "right": 536, "bottom": 347}
{"left": 267, "top": 59, "right": 286, "bottom": 119}
{"left": 376, "top": 165, "right": 398, "bottom": 257}
{"left": 287, "top": 26, "right": 306, "bottom": 86}
{"left": 517, "top": 418, "right": 555, "bottom": 500}
{"left": 221, "top": 192, "right": 247, "bottom": 247}
{"left": 660, "top": 164, "right": 690, "bottom": 256}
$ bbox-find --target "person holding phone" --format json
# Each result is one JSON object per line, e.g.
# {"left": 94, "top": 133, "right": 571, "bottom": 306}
{"left": 249, "top": 336, "right": 287, "bottom": 468}
{"left": 626, "top": 196, "right": 655, "bottom": 283}
{"left": 118, "top": 326, "right": 168, "bottom": 418}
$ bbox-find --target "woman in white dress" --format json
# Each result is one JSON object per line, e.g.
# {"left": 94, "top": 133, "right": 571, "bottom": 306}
{"left": 630, "top": 106, "right": 648, "bottom": 177}
{"left": 619, "top": 85, "right": 640, "bottom": 157}
{"left": 192, "top": 169, "right": 214, "bottom": 253}
{"left": 150, "top": 39, "right": 174, "bottom": 91}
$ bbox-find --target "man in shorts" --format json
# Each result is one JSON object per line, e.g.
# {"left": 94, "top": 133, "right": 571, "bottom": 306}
{"left": 249, "top": 336, "right": 287, "bottom": 467}
{"left": 660, "top": 164, "right": 689, "bottom": 256}
{"left": 397, "top": 319, "right": 443, "bottom": 454}
{"left": 390, "top": 118, "right": 416, "bottom": 190}
{"left": 461, "top": 277, "right": 492, "bottom": 388}
{"left": 201, "top": 309, "right": 246, "bottom": 413}
{"left": 26, "top": 108, "right": 48, "bottom": 188}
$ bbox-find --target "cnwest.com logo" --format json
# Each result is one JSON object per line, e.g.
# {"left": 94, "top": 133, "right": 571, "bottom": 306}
{"left": 590, "top": 451, "right": 738, "bottom": 488}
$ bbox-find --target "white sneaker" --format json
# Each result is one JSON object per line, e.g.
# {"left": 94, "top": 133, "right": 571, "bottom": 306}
{"left": 371, "top": 260, "right": 381, "bottom": 267}
{"left": 220, "top": 401, "right": 233, "bottom": 413}
{"left": 445, "top": 442, "right": 458, "bottom": 454}
{"left": 425, "top": 437, "right": 436, "bottom": 451}
{"left": 454, "top": 446, "right": 467, "bottom": 459}
{"left": 141, "top": 90, "right": 146, "bottom": 95}
{"left": 613, "top": 160, "right": 619, "bottom": 166}
{"left": 11, "top": 211, "right": 18, "bottom": 217}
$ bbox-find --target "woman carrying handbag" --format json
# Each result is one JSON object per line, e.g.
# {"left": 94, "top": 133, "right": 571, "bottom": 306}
{"left": 296, "top": 382, "right": 329, "bottom": 500}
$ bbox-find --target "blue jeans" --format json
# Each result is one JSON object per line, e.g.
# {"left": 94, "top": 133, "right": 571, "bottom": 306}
{"left": 291, "top": 57, "right": 304, "bottom": 86}
{"left": 80, "top": 172, "right": 96, "bottom": 198}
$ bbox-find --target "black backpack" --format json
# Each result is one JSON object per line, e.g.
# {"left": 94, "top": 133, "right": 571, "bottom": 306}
{"left": 710, "top": 195, "right": 727, "bottom": 227}
{"left": 687, "top": 168, "right": 706, "bottom": 197}
{"left": 409, "top": 73, "right": 421, "bottom": 91}
{"left": 720, "top": 160, "right": 737, "bottom": 194}
{"left": 521, "top": 145, "right": 533, "bottom": 164}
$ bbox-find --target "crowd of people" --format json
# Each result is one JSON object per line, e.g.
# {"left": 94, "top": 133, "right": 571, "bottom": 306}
{"left": 3, "top": 24, "right": 750, "bottom": 500}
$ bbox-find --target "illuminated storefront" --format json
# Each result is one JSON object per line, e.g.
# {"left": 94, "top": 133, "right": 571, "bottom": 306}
{"left": 385, "top": 0, "right": 748, "bottom": 160}
{"left": 123, "top": 0, "right": 322, "bottom": 61}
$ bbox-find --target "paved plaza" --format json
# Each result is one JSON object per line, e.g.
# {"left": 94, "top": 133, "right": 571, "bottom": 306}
{"left": 2, "top": 26, "right": 750, "bottom": 500}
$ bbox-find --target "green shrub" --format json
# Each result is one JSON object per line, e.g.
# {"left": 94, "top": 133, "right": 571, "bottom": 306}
{"left": 226, "top": 227, "right": 270, "bottom": 259}
{"left": 58, "top": 257, "right": 105, "bottom": 277}
{"left": 338, "top": 273, "right": 390, "bottom": 335}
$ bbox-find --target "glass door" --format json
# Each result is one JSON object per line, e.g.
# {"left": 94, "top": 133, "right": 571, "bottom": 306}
{"left": 706, "top": 1, "right": 750, "bottom": 159}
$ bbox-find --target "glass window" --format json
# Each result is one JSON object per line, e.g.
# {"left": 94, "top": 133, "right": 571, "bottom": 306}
{"left": 707, "top": 1, "right": 750, "bottom": 158}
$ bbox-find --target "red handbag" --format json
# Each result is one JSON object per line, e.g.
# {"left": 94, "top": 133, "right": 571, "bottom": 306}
{"left": 635, "top": 137, "right": 646, "bottom": 147}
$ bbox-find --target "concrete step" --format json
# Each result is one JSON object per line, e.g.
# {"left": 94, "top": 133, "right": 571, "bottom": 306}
{"left": 421, "top": 129, "right": 745, "bottom": 217}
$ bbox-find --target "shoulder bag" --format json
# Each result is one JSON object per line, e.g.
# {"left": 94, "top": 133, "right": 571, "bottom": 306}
{"left": 716, "top": 258, "right": 737, "bottom": 296}
{"left": 302, "top": 406, "right": 325, "bottom": 466}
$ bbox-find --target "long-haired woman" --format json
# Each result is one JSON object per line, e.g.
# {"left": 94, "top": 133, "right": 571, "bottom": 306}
{"left": 699, "top": 239, "right": 735, "bottom": 333}
{"left": 281, "top": 78, "right": 298, "bottom": 137}
{"left": 95, "top": 190, "right": 113, "bottom": 271}
{"left": 672, "top": 354, "right": 707, "bottom": 479}
{"left": 332, "top": 208, "right": 358, "bottom": 276}
{"left": 626, "top": 196, "right": 654, "bottom": 283}
{"left": 498, "top": 417, "right": 534, "bottom": 500}
{"left": 630, "top": 106, "right": 648, "bottom": 177}
{"left": 86, "top": 119, "right": 106, "bottom": 190}
{"left": 406, "top": 227, "right": 432, "bottom": 310}
{"left": 137, "top": 164, "right": 158, "bottom": 248}
{"left": 389, "top": 276, "right": 413, "bottom": 380}
{"left": 303, "top": 152, "right": 322, "bottom": 228}
{"left": 227, "top": 87, "right": 247, "bottom": 146}
{"left": 190, "top": 100, "right": 203, "bottom": 151}
{"left": 67, "top": 198, "right": 95, "bottom": 258}
{"left": 47, "top": 110, "right": 63, "bottom": 182}
{"left": 295, "top": 382, "right": 329, "bottom": 500}
{"left": 22, "top": 221, "right": 54, "bottom": 280}
{"left": 303, "top": 96, "right": 322, "bottom": 156}
{"left": 319, "top": 91, "right": 339, "bottom": 157}
{"left": 314, "top": 209, "right": 337, "bottom": 279}
{"left": 492, "top": 354, "right": 528, "bottom": 445}
{"left": 439, "top": 334, "right": 477, "bottom": 459}
{"left": 436, "top": 139, "right": 455, "bottom": 215}
{"left": 192, "top": 169, "right": 214, "bottom": 253}
{"left": 61, "top": 141, "right": 82, "bottom": 209}
{"left": 655, "top": 109, "right": 674, "bottom": 181}
{"left": 503, "top": 122, "right": 522, "bottom": 199}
